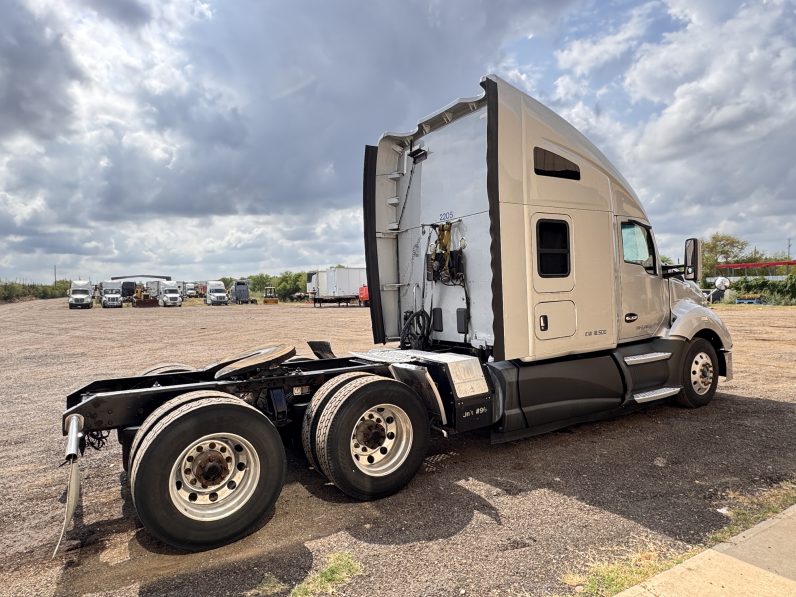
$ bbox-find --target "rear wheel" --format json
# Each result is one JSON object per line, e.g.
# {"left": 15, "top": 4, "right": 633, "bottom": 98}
{"left": 301, "top": 372, "right": 374, "bottom": 472}
{"left": 130, "top": 394, "right": 285, "bottom": 550}
{"left": 314, "top": 376, "right": 429, "bottom": 501}
{"left": 676, "top": 338, "right": 719, "bottom": 408}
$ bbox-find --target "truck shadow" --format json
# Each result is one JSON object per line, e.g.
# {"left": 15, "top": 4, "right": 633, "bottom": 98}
{"left": 52, "top": 392, "right": 796, "bottom": 595}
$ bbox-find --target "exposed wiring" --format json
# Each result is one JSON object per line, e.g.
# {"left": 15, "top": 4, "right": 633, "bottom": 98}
{"left": 396, "top": 161, "right": 416, "bottom": 229}
{"left": 400, "top": 309, "right": 431, "bottom": 350}
{"left": 85, "top": 430, "right": 110, "bottom": 451}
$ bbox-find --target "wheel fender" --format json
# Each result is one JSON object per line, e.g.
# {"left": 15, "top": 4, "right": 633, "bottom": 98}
{"left": 387, "top": 364, "right": 448, "bottom": 426}
{"left": 666, "top": 299, "right": 733, "bottom": 378}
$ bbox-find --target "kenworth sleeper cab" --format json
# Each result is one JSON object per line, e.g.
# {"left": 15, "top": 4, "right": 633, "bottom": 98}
{"left": 55, "top": 75, "right": 732, "bottom": 554}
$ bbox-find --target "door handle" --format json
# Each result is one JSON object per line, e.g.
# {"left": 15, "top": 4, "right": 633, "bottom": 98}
{"left": 539, "top": 315, "right": 549, "bottom": 331}
{"left": 625, "top": 313, "right": 638, "bottom": 323}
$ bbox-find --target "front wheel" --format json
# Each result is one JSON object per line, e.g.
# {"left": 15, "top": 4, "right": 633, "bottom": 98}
{"left": 314, "top": 376, "right": 430, "bottom": 501}
{"left": 676, "top": 338, "right": 719, "bottom": 408}
{"left": 130, "top": 394, "right": 286, "bottom": 550}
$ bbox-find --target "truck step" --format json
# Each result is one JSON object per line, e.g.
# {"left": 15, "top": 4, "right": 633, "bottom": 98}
{"left": 624, "top": 352, "right": 671, "bottom": 366}
{"left": 633, "top": 386, "right": 681, "bottom": 403}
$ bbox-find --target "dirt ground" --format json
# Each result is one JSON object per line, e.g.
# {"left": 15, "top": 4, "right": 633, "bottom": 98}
{"left": 0, "top": 300, "right": 793, "bottom": 596}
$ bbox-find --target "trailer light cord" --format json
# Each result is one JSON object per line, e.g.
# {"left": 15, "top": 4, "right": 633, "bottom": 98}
{"left": 400, "top": 309, "right": 431, "bottom": 350}
{"left": 85, "top": 430, "right": 110, "bottom": 451}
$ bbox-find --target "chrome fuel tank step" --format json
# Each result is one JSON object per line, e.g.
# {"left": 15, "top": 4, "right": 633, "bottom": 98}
{"left": 633, "top": 386, "right": 681, "bottom": 403}
{"left": 623, "top": 352, "right": 672, "bottom": 366}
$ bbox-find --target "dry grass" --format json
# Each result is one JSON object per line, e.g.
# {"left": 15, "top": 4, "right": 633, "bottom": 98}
{"left": 244, "top": 572, "right": 288, "bottom": 596}
{"left": 290, "top": 553, "right": 363, "bottom": 597}
{"left": 562, "top": 481, "right": 796, "bottom": 596}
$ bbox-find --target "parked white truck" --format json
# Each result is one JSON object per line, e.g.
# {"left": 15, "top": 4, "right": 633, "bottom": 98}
{"left": 99, "top": 281, "right": 123, "bottom": 308}
{"left": 56, "top": 75, "right": 732, "bottom": 554}
{"left": 158, "top": 281, "right": 182, "bottom": 307}
{"left": 184, "top": 282, "right": 197, "bottom": 298}
{"left": 205, "top": 280, "right": 228, "bottom": 305}
{"left": 67, "top": 280, "right": 93, "bottom": 309}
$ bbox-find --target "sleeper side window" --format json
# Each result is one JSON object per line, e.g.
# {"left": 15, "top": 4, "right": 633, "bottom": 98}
{"left": 533, "top": 147, "right": 581, "bottom": 180}
{"left": 621, "top": 222, "right": 657, "bottom": 274}
{"left": 537, "top": 219, "right": 570, "bottom": 278}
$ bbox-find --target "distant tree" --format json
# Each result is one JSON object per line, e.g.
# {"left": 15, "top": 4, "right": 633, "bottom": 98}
{"left": 660, "top": 254, "right": 673, "bottom": 265}
{"left": 219, "top": 276, "right": 235, "bottom": 289}
{"left": 701, "top": 233, "right": 748, "bottom": 281}
{"left": 248, "top": 273, "right": 274, "bottom": 293}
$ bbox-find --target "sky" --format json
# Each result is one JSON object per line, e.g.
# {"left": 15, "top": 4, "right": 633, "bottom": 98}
{"left": 0, "top": 0, "right": 794, "bottom": 283}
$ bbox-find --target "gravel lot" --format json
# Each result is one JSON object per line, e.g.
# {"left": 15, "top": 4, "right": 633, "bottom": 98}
{"left": 0, "top": 300, "right": 793, "bottom": 596}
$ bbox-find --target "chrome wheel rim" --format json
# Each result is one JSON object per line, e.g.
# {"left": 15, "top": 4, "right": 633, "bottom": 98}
{"left": 168, "top": 433, "right": 259, "bottom": 521}
{"left": 690, "top": 352, "right": 714, "bottom": 395}
{"left": 350, "top": 403, "right": 412, "bottom": 477}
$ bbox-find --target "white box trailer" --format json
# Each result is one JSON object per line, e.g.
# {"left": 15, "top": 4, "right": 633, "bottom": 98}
{"left": 308, "top": 267, "right": 366, "bottom": 306}
{"left": 327, "top": 267, "right": 367, "bottom": 297}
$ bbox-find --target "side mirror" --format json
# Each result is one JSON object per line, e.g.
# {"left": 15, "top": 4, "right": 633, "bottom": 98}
{"left": 684, "top": 238, "right": 701, "bottom": 281}
{"left": 715, "top": 276, "right": 730, "bottom": 291}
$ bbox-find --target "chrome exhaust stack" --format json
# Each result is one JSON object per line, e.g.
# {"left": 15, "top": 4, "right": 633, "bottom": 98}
{"left": 52, "top": 414, "right": 83, "bottom": 559}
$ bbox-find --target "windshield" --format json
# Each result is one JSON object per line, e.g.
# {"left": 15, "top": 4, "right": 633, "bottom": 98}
{"left": 71, "top": 289, "right": 90, "bottom": 295}
{"left": 165, "top": 289, "right": 179, "bottom": 294}
{"left": 103, "top": 289, "right": 120, "bottom": 295}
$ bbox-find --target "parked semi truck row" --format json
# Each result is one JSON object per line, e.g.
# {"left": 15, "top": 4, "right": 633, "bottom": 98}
{"left": 56, "top": 75, "right": 733, "bottom": 555}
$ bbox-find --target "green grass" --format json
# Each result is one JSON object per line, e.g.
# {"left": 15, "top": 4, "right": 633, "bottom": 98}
{"left": 562, "top": 481, "right": 796, "bottom": 596}
{"left": 290, "top": 552, "right": 363, "bottom": 597}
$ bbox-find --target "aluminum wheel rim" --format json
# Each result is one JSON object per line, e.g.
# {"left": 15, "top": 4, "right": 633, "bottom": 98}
{"left": 350, "top": 403, "right": 413, "bottom": 477}
{"left": 168, "top": 432, "right": 259, "bottom": 521}
{"left": 690, "top": 352, "right": 714, "bottom": 395}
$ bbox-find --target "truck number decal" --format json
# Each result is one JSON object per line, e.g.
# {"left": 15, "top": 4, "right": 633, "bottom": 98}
{"left": 585, "top": 329, "right": 607, "bottom": 337}
{"left": 439, "top": 211, "right": 454, "bottom": 221}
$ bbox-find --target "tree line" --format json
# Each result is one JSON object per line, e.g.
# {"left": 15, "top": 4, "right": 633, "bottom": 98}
{"left": 220, "top": 271, "right": 308, "bottom": 301}
{"left": 0, "top": 279, "right": 72, "bottom": 303}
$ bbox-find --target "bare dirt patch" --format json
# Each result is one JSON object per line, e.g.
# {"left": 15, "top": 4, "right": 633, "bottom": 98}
{"left": 0, "top": 300, "right": 793, "bottom": 596}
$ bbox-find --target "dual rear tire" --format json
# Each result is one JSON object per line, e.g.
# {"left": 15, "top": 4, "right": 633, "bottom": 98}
{"left": 302, "top": 375, "right": 430, "bottom": 501}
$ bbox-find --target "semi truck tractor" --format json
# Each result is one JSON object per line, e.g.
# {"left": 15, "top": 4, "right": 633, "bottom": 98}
{"left": 67, "top": 280, "right": 93, "bottom": 309}
{"left": 99, "top": 281, "right": 123, "bottom": 308}
{"left": 231, "top": 279, "right": 257, "bottom": 304}
{"left": 55, "top": 75, "right": 732, "bottom": 554}
{"left": 205, "top": 280, "right": 229, "bottom": 305}
{"left": 158, "top": 281, "right": 183, "bottom": 307}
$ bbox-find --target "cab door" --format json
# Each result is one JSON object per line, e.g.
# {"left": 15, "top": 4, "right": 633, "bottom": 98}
{"left": 617, "top": 219, "right": 668, "bottom": 341}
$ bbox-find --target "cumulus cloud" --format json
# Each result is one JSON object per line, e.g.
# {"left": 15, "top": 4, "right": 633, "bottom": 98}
{"left": 555, "top": 2, "right": 657, "bottom": 77}
{"left": 621, "top": 0, "right": 796, "bottom": 256}
{"left": 1, "top": 0, "right": 793, "bottom": 281}
{"left": 1, "top": 0, "right": 586, "bottom": 282}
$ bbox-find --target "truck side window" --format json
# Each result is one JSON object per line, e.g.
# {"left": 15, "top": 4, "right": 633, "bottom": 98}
{"left": 537, "top": 219, "right": 570, "bottom": 277}
{"left": 621, "top": 222, "right": 657, "bottom": 274}
{"left": 533, "top": 147, "right": 581, "bottom": 180}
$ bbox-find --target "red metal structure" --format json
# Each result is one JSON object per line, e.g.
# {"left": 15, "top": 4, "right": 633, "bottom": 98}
{"left": 716, "top": 260, "right": 796, "bottom": 270}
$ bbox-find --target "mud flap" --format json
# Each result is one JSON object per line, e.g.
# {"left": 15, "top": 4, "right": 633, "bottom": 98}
{"left": 52, "top": 414, "right": 83, "bottom": 559}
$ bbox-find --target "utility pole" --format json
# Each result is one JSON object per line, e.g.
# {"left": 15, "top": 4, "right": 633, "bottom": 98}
{"left": 788, "top": 238, "right": 791, "bottom": 276}
{"left": 54, "top": 265, "right": 57, "bottom": 286}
